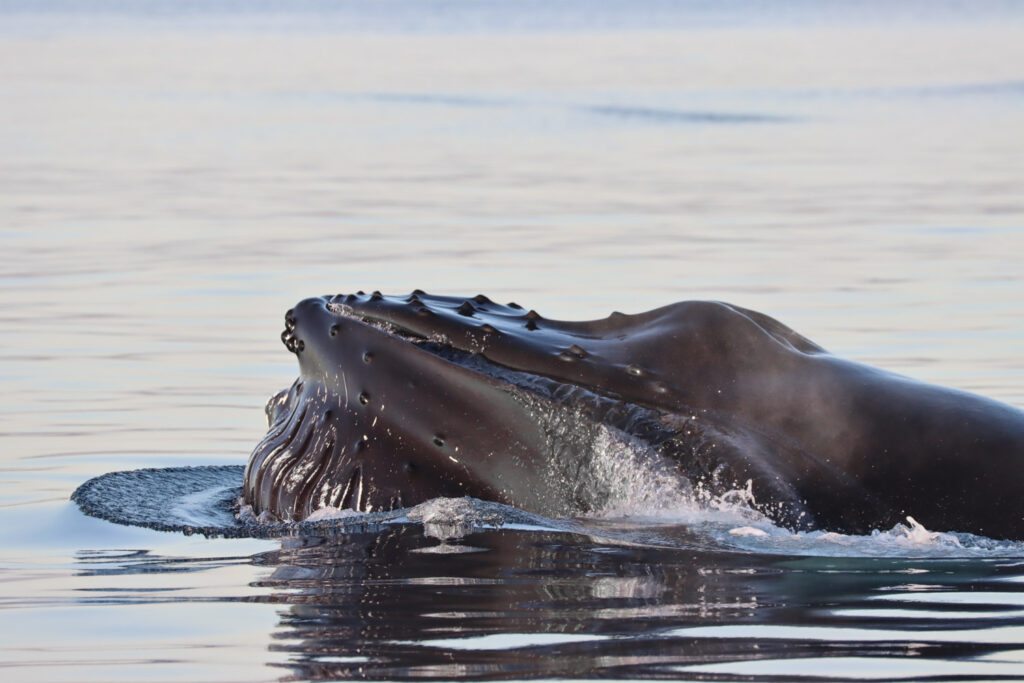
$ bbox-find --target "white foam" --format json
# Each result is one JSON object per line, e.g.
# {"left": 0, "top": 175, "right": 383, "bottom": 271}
{"left": 234, "top": 498, "right": 282, "bottom": 525}
{"left": 304, "top": 506, "right": 363, "bottom": 522}
{"left": 708, "top": 515, "right": 1024, "bottom": 558}
{"left": 406, "top": 497, "right": 509, "bottom": 541}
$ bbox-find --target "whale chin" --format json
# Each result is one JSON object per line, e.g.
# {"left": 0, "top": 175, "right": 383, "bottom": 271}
{"left": 244, "top": 379, "right": 452, "bottom": 521}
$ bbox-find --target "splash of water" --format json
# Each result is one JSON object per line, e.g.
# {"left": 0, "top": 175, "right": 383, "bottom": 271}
{"left": 74, "top": 459, "right": 1024, "bottom": 558}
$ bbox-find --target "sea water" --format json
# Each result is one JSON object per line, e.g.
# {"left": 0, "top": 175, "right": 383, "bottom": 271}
{"left": 2, "top": 1, "right": 1024, "bottom": 680}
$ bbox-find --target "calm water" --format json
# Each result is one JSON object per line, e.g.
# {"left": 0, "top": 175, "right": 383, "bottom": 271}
{"left": 2, "top": 1, "right": 1024, "bottom": 680}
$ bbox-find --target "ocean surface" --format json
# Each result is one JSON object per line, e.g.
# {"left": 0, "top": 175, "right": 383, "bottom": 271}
{"left": 2, "top": 1, "right": 1024, "bottom": 681}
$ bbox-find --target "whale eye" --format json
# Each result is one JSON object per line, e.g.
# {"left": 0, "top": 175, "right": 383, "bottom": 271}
{"left": 627, "top": 364, "right": 644, "bottom": 377}
{"left": 432, "top": 435, "right": 446, "bottom": 448}
{"left": 363, "top": 352, "right": 374, "bottom": 363}
{"left": 295, "top": 340, "right": 305, "bottom": 352}
{"left": 358, "top": 392, "right": 370, "bottom": 405}
{"left": 329, "top": 324, "right": 340, "bottom": 337}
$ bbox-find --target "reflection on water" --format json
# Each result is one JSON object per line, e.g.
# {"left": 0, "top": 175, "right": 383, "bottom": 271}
{"left": 2, "top": 0, "right": 1024, "bottom": 680}
{"left": 65, "top": 524, "right": 1024, "bottom": 681}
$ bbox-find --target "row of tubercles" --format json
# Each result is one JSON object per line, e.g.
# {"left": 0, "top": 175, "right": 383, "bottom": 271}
{"left": 281, "top": 308, "right": 305, "bottom": 354}
{"left": 332, "top": 291, "right": 672, "bottom": 399}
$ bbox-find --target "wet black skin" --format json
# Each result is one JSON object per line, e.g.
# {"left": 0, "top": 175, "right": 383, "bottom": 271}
{"left": 243, "top": 291, "right": 1024, "bottom": 539}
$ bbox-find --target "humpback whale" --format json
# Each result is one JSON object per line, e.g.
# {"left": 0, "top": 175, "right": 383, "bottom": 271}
{"left": 243, "top": 291, "right": 1024, "bottom": 539}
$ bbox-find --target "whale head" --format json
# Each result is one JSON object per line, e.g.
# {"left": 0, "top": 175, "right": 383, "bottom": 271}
{"left": 243, "top": 291, "right": 628, "bottom": 521}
